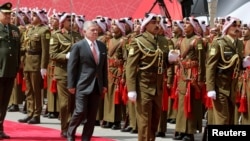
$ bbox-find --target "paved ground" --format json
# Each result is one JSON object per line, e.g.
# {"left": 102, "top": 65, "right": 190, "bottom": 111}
{"left": 5, "top": 106, "right": 204, "bottom": 141}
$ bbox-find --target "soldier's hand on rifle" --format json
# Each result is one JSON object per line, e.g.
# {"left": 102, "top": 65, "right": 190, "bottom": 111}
{"left": 207, "top": 90, "right": 216, "bottom": 100}
{"left": 128, "top": 91, "right": 137, "bottom": 102}
{"left": 40, "top": 68, "right": 47, "bottom": 79}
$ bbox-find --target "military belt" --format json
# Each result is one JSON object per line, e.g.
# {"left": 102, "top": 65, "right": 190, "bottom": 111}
{"left": 181, "top": 60, "right": 198, "bottom": 69}
{"left": 108, "top": 59, "right": 123, "bottom": 67}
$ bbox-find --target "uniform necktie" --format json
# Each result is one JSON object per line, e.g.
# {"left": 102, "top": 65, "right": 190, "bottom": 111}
{"left": 90, "top": 42, "right": 98, "bottom": 64}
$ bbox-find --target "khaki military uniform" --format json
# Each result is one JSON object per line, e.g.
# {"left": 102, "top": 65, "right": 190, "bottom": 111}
{"left": 22, "top": 24, "right": 50, "bottom": 119}
{"left": 175, "top": 34, "right": 206, "bottom": 134}
{"left": 103, "top": 34, "right": 126, "bottom": 128}
{"left": 238, "top": 36, "right": 250, "bottom": 124}
{"left": 49, "top": 29, "right": 82, "bottom": 133}
{"left": 0, "top": 23, "right": 21, "bottom": 131}
{"left": 206, "top": 35, "right": 244, "bottom": 124}
{"left": 126, "top": 31, "right": 173, "bottom": 141}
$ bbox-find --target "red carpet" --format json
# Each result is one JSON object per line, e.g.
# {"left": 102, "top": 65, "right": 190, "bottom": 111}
{"left": 4, "top": 120, "right": 114, "bottom": 141}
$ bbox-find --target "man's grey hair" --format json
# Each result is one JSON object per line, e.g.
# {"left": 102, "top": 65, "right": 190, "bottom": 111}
{"left": 83, "top": 21, "right": 97, "bottom": 31}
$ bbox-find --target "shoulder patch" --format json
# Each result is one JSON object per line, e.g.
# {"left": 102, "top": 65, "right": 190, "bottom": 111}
{"left": 209, "top": 48, "right": 216, "bottom": 55}
{"left": 46, "top": 33, "right": 51, "bottom": 39}
{"left": 129, "top": 47, "right": 134, "bottom": 55}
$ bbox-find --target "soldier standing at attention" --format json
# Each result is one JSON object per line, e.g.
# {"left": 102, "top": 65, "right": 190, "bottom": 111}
{"left": 126, "top": 13, "right": 175, "bottom": 141}
{"left": 50, "top": 12, "right": 82, "bottom": 137}
{"left": 239, "top": 23, "right": 250, "bottom": 124}
{"left": 0, "top": 2, "right": 21, "bottom": 139}
{"left": 18, "top": 8, "right": 50, "bottom": 124}
{"left": 173, "top": 17, "right": 206, "bottom": 141}
{"left": 206, "top": 17, "right": 244, "bottom": 125}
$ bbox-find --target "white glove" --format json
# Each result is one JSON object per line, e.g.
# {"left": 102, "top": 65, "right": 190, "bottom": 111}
{"left": 168, "top": 49, "right": 180, "bottom": 63}
{"left": 66, "top": 52, "right": 70, "bottom": 59}
{"left": 242, "top": 56, "right": 250, "bottom": 68}
{"left": 40, "top": 68, "right": 47, "bottom": 79}
{"left": 128, "top": 91, "right": 137, "bottom": 102}
{"left": 207, "top": 90, "right": 216, "bottom": 100}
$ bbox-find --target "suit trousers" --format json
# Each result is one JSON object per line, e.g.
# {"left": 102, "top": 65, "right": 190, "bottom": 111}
{"left": 67, "top": 82, "right": 101, "bottom": 141}
{"left": 0, "top": 77, "right": 15, "bottom": 131}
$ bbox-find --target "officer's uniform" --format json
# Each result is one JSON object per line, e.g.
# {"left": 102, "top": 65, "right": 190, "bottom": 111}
{"left": 126, "top": 14, "right": 173, "bottom": 140}
{"left": 206, "top": 29, "right": 244, "bottom": 124}
{"left": 0, "top": 2, "right": 21, "bottom": 139}
{"left": 18, "top": 13, "right": 51, "bottom": 124}
{"left": 49, "top": 27, "right": 82, "bottom": 135}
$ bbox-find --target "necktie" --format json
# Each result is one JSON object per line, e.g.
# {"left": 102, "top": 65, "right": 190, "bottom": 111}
{"left": 90, "top": 42, "right": 98, "bottom": 64}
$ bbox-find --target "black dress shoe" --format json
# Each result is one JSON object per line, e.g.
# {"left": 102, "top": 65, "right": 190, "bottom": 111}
{"left": 130, "top": 129, "right": 138, "bottom": 134}
{"left": 111, "top": 124, "right": 121, "bottom": 130}
{"left": 182, "top": 134, "right": 194, "bottom": 141}
{"left": 101, "top": 122, "right": 113, "bottom": 128}
{"left": 0, "top": 132, "right": 10, "bottom": 139}
{"left": 18, "top": 116, "right": 32, "bottom": 123}
{"left": 27, "top": 117, "right": 40, "bottom": 124}
{"left": 121, "top": 126, "right": 132, "bottom": 132}
{"left": 156, "top": 132, "right": 166, "bottom": 137}
{"left": 8, "top": 104, "right": 19, "bottom": 112}
{"left": 48, "top": 113, "right": 58, "bottom": 119}
{"left": 60, "top": 131, "right": 67, "bottom": 138}
{"left": 169, "top": 119, "right": 176, "bottom": 124}
{"left": 173, "top": 133, "right": 185, "bottom": 140}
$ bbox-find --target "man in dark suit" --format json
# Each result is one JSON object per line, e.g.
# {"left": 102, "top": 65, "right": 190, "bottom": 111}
{"left": 0, "top": 2, "right": 21, "bottom": 139}
{"left": 180, "top": 0, "right": 194, "bottom": 17}
{"left": 66, "top": 21, "right": 108, "bottom": 141}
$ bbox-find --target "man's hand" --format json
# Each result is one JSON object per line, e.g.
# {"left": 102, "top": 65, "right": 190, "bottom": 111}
{"left": 40, "top": 68, "right": 47, "bottom": 79}
{"left": 207, "top": 90, "right": 216, "bottom": 100}
{"left": 128, "top": 91, "right": 137, "bottom": 102}
{"left": 68, "top": 88, "right": 76, "bottom": 94}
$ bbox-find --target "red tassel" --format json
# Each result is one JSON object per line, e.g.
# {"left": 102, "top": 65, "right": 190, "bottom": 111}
{"left": 173, "top": 92, "right": 178, "bottom": 110}
{"left": 170, "top": 75, "right": 177, "bottom": 99}
{"left": 235, "top": 91, "right": 241, "bottom": 104}
{"left": 205, "top": 97, "right": 213, "bottom": 109}
{"left": 184, "top": 82, "right": 191, "bottom": 118}
{"left": 16, "top": 70, "right": 23, "bottom": 85}
{"left": 122, "top": 85, "right": 128, "bottom": 104}
{"left": 114, "top": 86, "right": 120, "bottom": 104}
{"left": 162, "top": 82, "right": 168, "bottom": 111}
{"left": 50, "top": 79, "right": 57, "bottom": 93}
{"left": 238, "top": 96, "right": 247, "bottom": 113}
{"left": 21, "top": 77, "right": 26, "bottom": 92}
{"left": 43, "top": 75, "right": 47, "bottom": 89}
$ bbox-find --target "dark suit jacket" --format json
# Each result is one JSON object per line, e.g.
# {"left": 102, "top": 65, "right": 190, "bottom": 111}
{"left": 67, "top": 38, "right": 108, "bottom": 95}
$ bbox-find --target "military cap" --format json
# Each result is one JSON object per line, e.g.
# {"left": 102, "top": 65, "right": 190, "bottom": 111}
{"left": 0, "top": 2, "right": 12, "bottom": 13}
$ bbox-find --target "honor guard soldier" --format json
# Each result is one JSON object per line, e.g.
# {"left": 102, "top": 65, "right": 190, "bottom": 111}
{"left": 7, "top": 9, "right": 26, "bottom": 112}
{"left": 18, "top": 8, "right": 51, "bottom": 124}
{"left": 49, "top": 12, "right": 82, "bottom": 137}
{"left": 126, "top": 13, "right": 174, "bottom": 141}
{"left": 102, "top": 19, "right": 126, "bottom": 130}
{"left": 0, "top": 2, "right": 21, "bottom": 139}
{"left": 206, "top": 17, "right": 244, "bottom": 125}
{"left": 173, "top": 17, "right": 206, "bottom": 141}
{"left": 240, "top": 23, "right": 250, "bottom": 124}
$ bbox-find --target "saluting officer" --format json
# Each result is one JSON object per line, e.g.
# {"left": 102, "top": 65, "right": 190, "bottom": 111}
{"left": 18, "top": 8, "right": 51, "bottom": 124}
{"left": 0, "top": 2, "right": 21, "bottom": 139}
{"left": 126, "top": 13, "right": 173, "bottom": 141}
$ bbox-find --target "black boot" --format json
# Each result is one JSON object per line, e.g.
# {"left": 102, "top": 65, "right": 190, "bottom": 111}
{"left": 27, "top": 116, "right": 40, "bottom": 124}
